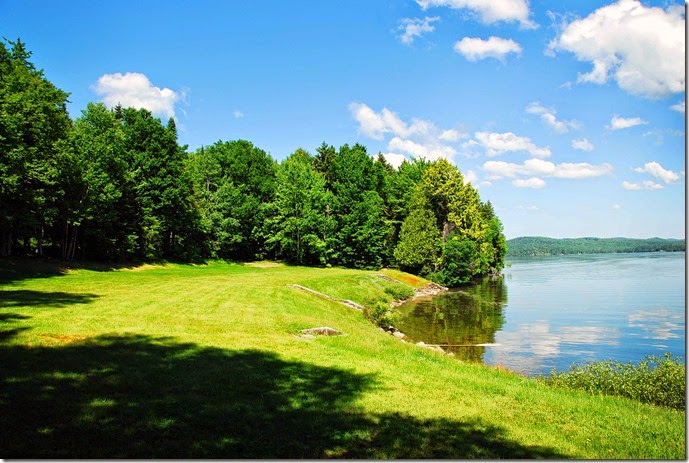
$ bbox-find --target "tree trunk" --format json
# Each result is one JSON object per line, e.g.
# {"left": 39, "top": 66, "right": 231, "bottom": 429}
{"left": 0, "top": 230, "right": 12, "bottom": 257}
{"left": 37, "top": 226, "right": 44, "bottom": 256}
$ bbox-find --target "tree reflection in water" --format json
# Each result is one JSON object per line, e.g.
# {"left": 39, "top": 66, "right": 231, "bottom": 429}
{"left": 395, "top": 276, "right": 508, "bottom": 363}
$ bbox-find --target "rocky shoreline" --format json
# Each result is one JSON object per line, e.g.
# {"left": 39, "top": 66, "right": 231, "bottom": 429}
{"left": 390, "top": 281, "right": 447, "bottom": 307}
{"left": 382, "top": 281, "right": 452, "bottom": 354}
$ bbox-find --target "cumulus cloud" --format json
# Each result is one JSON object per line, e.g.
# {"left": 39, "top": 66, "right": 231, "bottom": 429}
{"left": 417, "top": 0, "right": 537, "bottom": 29}
{"left": 398, "top": 16, "right": 440, "bottom": 45}
{"left": 93, "top": 72, "right": 181, "bottom": 119}
{"left": 526, "top": 102, "right": 579, "bottom": 133}
{"left": 349, "top": 102, "right": 434, "bottom": 140}
{"left": 571, "top": 138, "right": 594, "bottom": 151}
{"left": 633, "top": 161, "right": 681, "bottom": 184}
{"left": 381, "top": 152, "right": 408, "bottom": 169}
{"left": 670, "top": 101, "right": 685, "bottom": 113}
{"left": 349, "top": 102, "right": 467, "bottom": 163}
{"left": 233, "top": 110, "right": 244, "bottom": 119}
{"left": 622, "top": 180, "right": 663, "bottom": 190}
{"left": 483, "top": 158, "right": 613, "bottom": 181}
{"left": 469, "top": 131, "right": 551, "bottom": 158}
{"left": 547, "top": 0, "right": 685, "bottom": 99}
{"left": 607, "top": 115, "right": 648, "bottom": 130}
{"left": 388, "top": 136, "right": 457, "bottom": 161}
{"left": 453, "top": 36, "right": 522, "bottom": 62}
{"left": 513, "top": 177, "right": 546, "bottom": 189}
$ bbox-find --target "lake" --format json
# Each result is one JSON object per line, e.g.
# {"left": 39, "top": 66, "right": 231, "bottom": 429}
{"left": 395, "top": 252, "right": 686, "bottom": 377}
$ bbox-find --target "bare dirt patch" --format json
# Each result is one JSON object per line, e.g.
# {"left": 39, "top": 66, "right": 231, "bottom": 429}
{"left": 246, "top": 261, "right": 284, "bottom": 268}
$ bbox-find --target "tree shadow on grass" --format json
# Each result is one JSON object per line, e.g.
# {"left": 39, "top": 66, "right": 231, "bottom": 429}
{"left": 0, "top": 290, "right": 99, "bottom": 308}
{"left": 0, "top": 334, "right": 569, "bottom": 459}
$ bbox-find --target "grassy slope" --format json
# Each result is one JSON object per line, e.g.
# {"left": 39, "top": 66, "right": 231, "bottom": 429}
{"left": 0, "top": 260, "right": 684, "bottom": 459}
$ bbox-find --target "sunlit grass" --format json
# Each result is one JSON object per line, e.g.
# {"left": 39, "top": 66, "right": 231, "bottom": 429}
{"left": 0, "top": 259, "right": 685, "bottom": 458}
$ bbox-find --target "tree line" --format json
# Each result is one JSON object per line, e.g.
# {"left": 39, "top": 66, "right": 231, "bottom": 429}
{"left": 506, "top": 236, "right": 685, "bottom": 257}
{"left": 0, "top": 39, "right": 506, "bottom": 285}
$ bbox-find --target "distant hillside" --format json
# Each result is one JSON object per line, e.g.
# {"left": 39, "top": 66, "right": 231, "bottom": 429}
{"left": 506, "top": 237, "right": 685, "bottom": 257}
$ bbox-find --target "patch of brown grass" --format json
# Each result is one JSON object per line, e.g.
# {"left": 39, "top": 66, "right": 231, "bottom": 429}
{"left": 38, "top": 334, "right": 88, "bottom": 346}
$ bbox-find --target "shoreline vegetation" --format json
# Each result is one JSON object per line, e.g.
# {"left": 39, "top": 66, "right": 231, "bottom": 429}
{"left": 506, "top": 236, "right": 685, "bottom": 257}
{"left": 0, "top": 258, "right": 684, "bottom": 459}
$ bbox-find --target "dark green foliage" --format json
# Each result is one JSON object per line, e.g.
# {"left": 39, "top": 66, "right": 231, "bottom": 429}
{"left": 540, "top": 353, "right": 685, "bottom": 410}
{"left": 264, "top": 149, "right": 334, "bottom": 265}
{"left": 431, "top": 236, "right": 479, "bottom": 286}
{"left": 507, "top": 236, "right": 685, "bottom": 257}
{"left": 365, "top": 301, "right": 400, "bottom": 327}
{"left": 3, "top": 38, "right": 507, "bottom": 277}
{"left": 0, "top": 38, "right": 71, "bottom": 256}
{"left": 186, "top": 140, "right": 276, "bottom": 260}
{"left": 394, "top": 160, "right": 507, "bottom": 286}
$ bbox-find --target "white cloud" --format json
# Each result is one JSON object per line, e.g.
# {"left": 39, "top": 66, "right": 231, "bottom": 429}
{"left": 612, "top": 204, "right": 621, "bottom": 209}
{"left": 349, "top": 102, "right": 467, "bottom": 163}
{"left": 464, "top": 170, "right": 478, "bottom": 185}
{"left": 633, "top": 161, "right": 681, "bottom": 184}
{"left": 571, "top": 138, "right": 594, "bottom": 151}
{"left": 484, "top": 158, "right": 613, "bottom": 181}
{"left": 388, "top": 136, "right": 457, "bottom": 161}
{"left": 526, "top": 102, "right": 579, "bottom": 133}
{"left": 607, "top": 115, "right": 648, "bottom": 130}
{"left": 453, "top": 36, "right": 522, "bottom": 62}
{"left": 398, "top": 16, "right": 440, "bottom": 45}
{"left": 670, "top": 101, "right": 685, "bottom": 113}
{"left": 381, "top": 152, "right": 408, "bottom": 169}
{"left": 548, "top": 0, "right": 685, "bottom": 99}
{"left": 233, "top": 110, "right": 244, "bottom": 119}
{"left": 439, "top": 129, "right": 463, "bottom": 142}
{"left": 513, "top": 177, "right": 546, "bottom": 189}
{"left": 417, "top": 0, "right": 537, "bottom": 29}
{"left": 622, "top": 180, "right": 663, "bottom": 190}
{"left": 349, "top": 102, "right": 453, "bottom": 141}
{"left": 93, "top": 72, "right": 181, "bottom": 119}
{"left": 470, "top": 131, "right": 551, "bottom": 158}
{"left": 348, "top": 102, "right": 389, "bottom": 140}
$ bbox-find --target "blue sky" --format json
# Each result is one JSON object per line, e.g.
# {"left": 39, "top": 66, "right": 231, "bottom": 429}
{"left": 2, "top": 0, "right": 685, "bottom": 239}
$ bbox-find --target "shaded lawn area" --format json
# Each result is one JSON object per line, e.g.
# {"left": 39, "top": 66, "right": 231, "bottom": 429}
{"left": 0, "top": 334, "right": 567, "bottom": 459}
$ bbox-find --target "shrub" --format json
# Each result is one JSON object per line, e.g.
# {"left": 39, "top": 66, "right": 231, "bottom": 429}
{"left": 364, "top": 301, "right": 400, "bottom": 328}
{"left": 540, "top": 353, "right": 685, "bottom": 410}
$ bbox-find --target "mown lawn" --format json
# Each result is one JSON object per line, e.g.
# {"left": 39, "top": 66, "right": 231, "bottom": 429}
{"left": 0, "top": 259, "right": 685, "bottom": 458}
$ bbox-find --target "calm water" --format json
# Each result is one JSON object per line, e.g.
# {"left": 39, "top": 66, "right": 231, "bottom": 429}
{"left": 395, "top": 252, "right": 686, "bottom": 376}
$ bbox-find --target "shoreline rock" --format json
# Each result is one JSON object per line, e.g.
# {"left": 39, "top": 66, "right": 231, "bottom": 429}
{"left": 390, "top": 282, "right": 447, "bottom": 307}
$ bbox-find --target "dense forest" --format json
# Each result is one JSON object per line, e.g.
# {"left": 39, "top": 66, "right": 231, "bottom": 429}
{"left": 506, "top": 236, "right": 685, "bottom": 257}
{"left": 0, "top": 39, "right": 506, "bottom": 285}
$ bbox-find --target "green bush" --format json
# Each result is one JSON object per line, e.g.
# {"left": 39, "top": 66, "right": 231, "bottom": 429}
{"left": 364, "top": 301, "right": 400, "bottom": 328}
{"left": 540, "top": 353, "right": 685, "bottom": 410}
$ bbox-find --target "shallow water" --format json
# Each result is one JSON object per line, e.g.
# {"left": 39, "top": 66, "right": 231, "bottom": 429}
{"left": 395, "top": 252, "right": 686, "bottom": 376}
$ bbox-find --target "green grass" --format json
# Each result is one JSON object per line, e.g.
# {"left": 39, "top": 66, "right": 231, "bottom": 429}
{"left": 0, "top": 259, "right": 685, "bottom": 458}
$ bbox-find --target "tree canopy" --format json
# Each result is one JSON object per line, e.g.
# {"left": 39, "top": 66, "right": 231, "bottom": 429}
{"left": 0, "top": 39, "right": 507, "bottom": 285}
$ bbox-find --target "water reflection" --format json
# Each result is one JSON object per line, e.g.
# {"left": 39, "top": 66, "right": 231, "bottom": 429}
{"left": 627, "top": 309, "right": 683, "bottom": 340}
{"left": 395, "top": 277, "right": 507, "bottom": 362}
{"left": 395, "top": 252, "right": 685, "bottom": 376}
{"left": 488, "top": 323, "right": 621, "bottom": 376}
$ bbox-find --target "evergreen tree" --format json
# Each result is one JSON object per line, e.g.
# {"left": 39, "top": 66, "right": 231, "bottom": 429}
{"left": 0, "top": 38, "right": 71, "bottom": 256}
